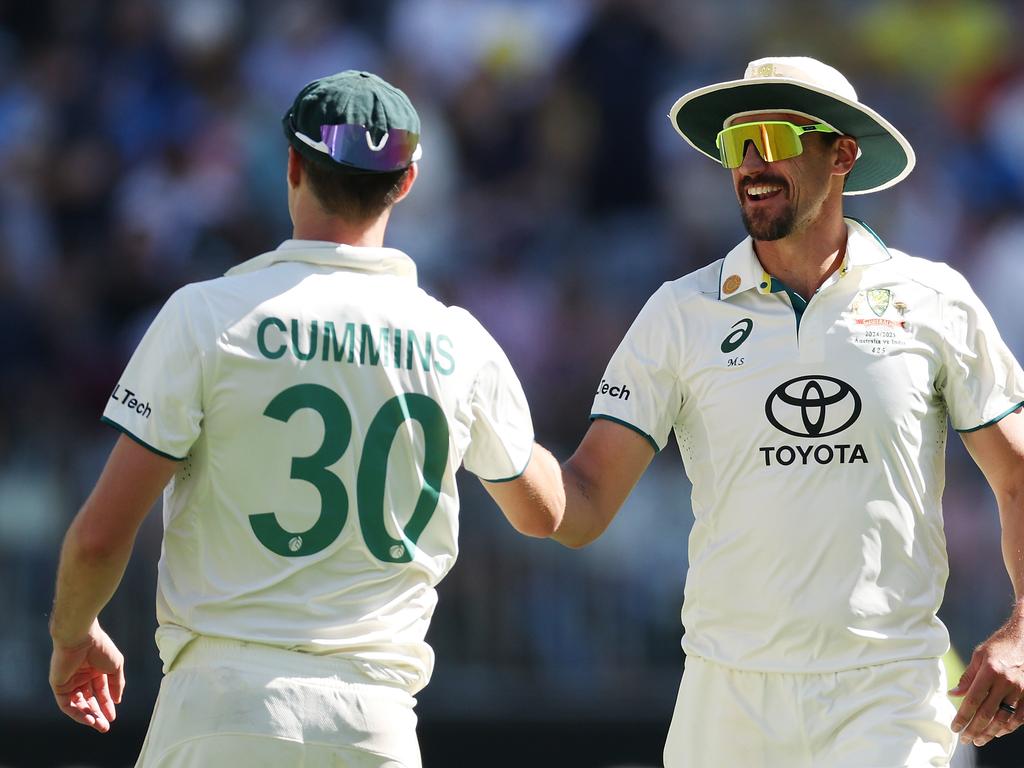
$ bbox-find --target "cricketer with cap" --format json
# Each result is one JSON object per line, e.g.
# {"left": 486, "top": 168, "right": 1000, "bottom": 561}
{"left": 551, "top": 57, "right": 1024, "bottom": 766}
{"left": 47, "top": 70, "right": 565, "bottom": 767}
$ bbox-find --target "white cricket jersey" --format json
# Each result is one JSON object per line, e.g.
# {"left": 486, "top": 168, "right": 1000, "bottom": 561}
{"left": 102, "top": 240, "right": 534, "bottom": 693}
{"left": 593, "top": 218, "right": 1024, "bottom": 673}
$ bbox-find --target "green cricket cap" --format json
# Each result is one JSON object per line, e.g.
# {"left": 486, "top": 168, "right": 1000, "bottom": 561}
{"left": 282, "top": 70, "right": 422, "bottom": 174}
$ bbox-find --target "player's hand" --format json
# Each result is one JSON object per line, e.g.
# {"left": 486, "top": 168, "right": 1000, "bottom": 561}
{"left": 49, "top": 621, "right": 125, "bottom": 733}
{"left": 950, "top": 620, "right": 1024, "bottom": 746}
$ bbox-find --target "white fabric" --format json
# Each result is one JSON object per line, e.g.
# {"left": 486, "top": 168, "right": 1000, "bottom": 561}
{"left": 103, "top": 240, "right": 534, "bottom": 692}
{"left": 593, "top": 218, "right": 1024, "bottom": 673}
{"left": 135, "top": 636, "right": 420, "bottom": 768}
{"left": 743, "top": 56, "right": 859, "bottom": 101}
{"left": 664, "top": 655, "right": 957, "bottom": 768}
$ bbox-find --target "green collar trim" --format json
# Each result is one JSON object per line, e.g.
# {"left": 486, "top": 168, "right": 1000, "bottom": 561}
{"left": 769, "top": 277, "right": 808, "bottom": 331}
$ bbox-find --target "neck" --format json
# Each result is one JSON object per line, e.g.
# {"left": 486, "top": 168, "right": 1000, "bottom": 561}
{"left": 752, "top": 214, "right": 848, "bottom": 299}
{"left": 291, "top": 205, "right": 391, "bottom": 248}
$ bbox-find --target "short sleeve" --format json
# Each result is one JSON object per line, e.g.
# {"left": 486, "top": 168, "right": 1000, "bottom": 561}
{"left": 461, "top": 325, "right": 534, "bottom": 482}
{"left": 591, "top": 284, "right": 683, "bottom": 452}
{"left": 938, "top": 269, "right": 1024, "bottom": 432}
{"left": 102, "top": 286, "right": 206, "bottom": 459}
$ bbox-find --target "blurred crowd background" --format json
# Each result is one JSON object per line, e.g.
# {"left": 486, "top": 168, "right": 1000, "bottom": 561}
{"left": 3, "top": 0, "right": 1024, "bottom": 765}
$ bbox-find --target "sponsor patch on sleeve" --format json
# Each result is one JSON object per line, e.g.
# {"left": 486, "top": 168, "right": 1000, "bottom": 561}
{"left": 109, "top": 383, "right": 153, "bottom": 419}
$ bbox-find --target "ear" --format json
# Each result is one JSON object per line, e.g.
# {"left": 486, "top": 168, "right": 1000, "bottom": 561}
{"left": 833, "top": 136, "right": 858, "bottom": 177}
{"left": 287, "top": 146, "right": 303, "bottom": 189}
{"left": 392, "top": 162, "right": 419, "bottom": 204}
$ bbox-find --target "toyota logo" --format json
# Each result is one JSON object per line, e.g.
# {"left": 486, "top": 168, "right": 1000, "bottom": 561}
{"left": 765, "top": 376, "right": 862, "bottom": 438}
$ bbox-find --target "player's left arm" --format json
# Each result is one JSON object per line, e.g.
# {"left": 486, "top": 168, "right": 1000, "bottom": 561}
{"left": 49, "top": 434, "right": 179, "bottom": 732}
{"left": 950, "top": 406, "right": 1024, "bottom": 746}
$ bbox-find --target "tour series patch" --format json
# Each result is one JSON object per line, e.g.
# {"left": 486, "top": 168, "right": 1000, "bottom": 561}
{"left": 846, "top": 288, "right": 911, "bottom": 356}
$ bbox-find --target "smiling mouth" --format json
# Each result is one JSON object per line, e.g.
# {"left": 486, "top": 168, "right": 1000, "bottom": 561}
{"left": 745, "top": 183, "right": 785, "bottom": 201}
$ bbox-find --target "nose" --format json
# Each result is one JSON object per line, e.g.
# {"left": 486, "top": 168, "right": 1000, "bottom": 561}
{"left": 737, "top": 140, "right": 769, "bottom": 174}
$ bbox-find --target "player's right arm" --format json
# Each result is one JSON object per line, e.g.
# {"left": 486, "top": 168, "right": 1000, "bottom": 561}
{"left": 49, "top": 435, "right": 180, "bottom": 732}
{"left": 550, "top": 283, "right": 679, "bottom": 548}
{"left": 458, "top": 312, "right": 569, "bottom": 540}
{"left": 551, "top": 419, "right": 655, "bottom": 548}
{"left": 481, "top": 442, "right": 565, "bottom": 538}
{"left": 49, "top": 285, "right": 201, "bottom": 732}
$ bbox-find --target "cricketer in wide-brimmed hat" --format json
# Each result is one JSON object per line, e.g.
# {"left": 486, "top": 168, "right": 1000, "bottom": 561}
{"left": 668, "top": 56, "right": 915, "bottom": 195}
{"left": 282, "top": 70, "right": 422, "bottom": 174}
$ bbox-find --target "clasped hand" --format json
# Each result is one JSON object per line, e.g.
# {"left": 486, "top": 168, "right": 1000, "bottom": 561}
{"left": 950, "top": 621, "right": 1024, "bottom": 747}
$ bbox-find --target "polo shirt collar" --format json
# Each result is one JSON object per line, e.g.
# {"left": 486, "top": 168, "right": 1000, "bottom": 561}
{"left": 225, "top": 239, "right": 418, "bottom": 284}
{"left": 717, "top": 217, "right": 892, "bottom": 300}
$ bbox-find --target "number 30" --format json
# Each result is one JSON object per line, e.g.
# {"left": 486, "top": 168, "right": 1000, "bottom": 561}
{"left": 249, "top": 384, "right": 449, "bottom": 562}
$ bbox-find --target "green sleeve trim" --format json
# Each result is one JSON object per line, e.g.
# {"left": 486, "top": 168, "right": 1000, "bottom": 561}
{"left": 589, "top": 414, "right": 661, "bottom": 454}
{"left": 955, "top": 401, "right": 1024, "bottom": 434}
{"left": 480, "top": 442, "right": 534, "bottom": 483}
{"left": 101, "top": 416, "right": 186, "bottom": 461}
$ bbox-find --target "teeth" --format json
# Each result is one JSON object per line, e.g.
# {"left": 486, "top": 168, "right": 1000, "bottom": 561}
{"left": 747, "top": 185, "right": 782, "bottom": 197}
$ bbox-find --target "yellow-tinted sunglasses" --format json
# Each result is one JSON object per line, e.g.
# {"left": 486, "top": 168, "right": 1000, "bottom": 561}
{"left": 716, "top": 121, "right": 838, "bottom": 168}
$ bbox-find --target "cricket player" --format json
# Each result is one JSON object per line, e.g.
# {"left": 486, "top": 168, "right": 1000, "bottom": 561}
{"left": 553, "top": 57, "right": 1024, "bottom": 766}
{"left": 47, "top": 70, "right": 563, "bottom": 767}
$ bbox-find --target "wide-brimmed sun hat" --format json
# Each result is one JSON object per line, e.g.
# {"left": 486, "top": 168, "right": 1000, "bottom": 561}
{"left": 668, "top": 56, "right": 915, "bottom": 195}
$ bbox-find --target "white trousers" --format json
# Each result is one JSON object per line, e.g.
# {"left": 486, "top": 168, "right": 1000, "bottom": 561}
{"left": 135, "top": 636, "right": 421, "bottom": 768}
{"left": 664, "top": 655, "right": 958, "bottom": 768}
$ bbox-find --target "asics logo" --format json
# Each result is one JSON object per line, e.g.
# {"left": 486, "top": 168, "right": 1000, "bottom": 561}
{"left": 721, "top": 318, "right": 753, "bottom": 353}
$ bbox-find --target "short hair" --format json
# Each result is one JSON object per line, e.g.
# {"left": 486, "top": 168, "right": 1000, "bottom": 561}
{"left": 302, "top": 157, "right": 410, "bottom": 222}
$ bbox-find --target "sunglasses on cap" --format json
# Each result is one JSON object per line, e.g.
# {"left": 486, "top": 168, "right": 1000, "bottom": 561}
{"left": 715, "top": 121, "right": 838, "bottom": 169}
{"left": 293, "top": 123, "right": 422, "bottom": 172}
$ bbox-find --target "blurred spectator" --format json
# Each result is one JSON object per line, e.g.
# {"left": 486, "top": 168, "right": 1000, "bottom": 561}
{"left": 242, "top": 0, "right": 381, "bottom": 112}
{"left": 557, "top": 0, "right": 679, "bottom": 215}
{"left": 857, "top": 0, "right": 1014, "bottom": 99}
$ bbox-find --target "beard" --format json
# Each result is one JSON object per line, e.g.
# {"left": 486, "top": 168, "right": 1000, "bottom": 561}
{"left": 740, "top": 204, "right": 796, "bottom": 241}
{"left": 738, "top": 177, "right": 796, "bottom": 241}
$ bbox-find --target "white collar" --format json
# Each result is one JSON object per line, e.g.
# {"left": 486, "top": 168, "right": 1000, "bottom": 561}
{"left": 718, "top": 217, "right": 891, "bottom": 300}
{"left": 225, "top": 239, "right": 418, "bottom": 284}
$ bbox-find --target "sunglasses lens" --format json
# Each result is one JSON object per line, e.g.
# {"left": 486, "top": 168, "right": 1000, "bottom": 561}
{"left": 716, "top": 123, "right": 804, "bottom": 168}
{"left": 319, "top": 124, "right": 420, "bottom": 172}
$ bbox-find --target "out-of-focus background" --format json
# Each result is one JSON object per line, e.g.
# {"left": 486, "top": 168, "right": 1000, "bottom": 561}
{"left": 2, "top": 0, "right": 1023, "bottom": 765}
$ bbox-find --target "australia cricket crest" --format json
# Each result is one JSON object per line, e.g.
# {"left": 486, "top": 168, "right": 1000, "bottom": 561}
{"left": 866, "top": 288, "right": 891, "bottom": 317}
